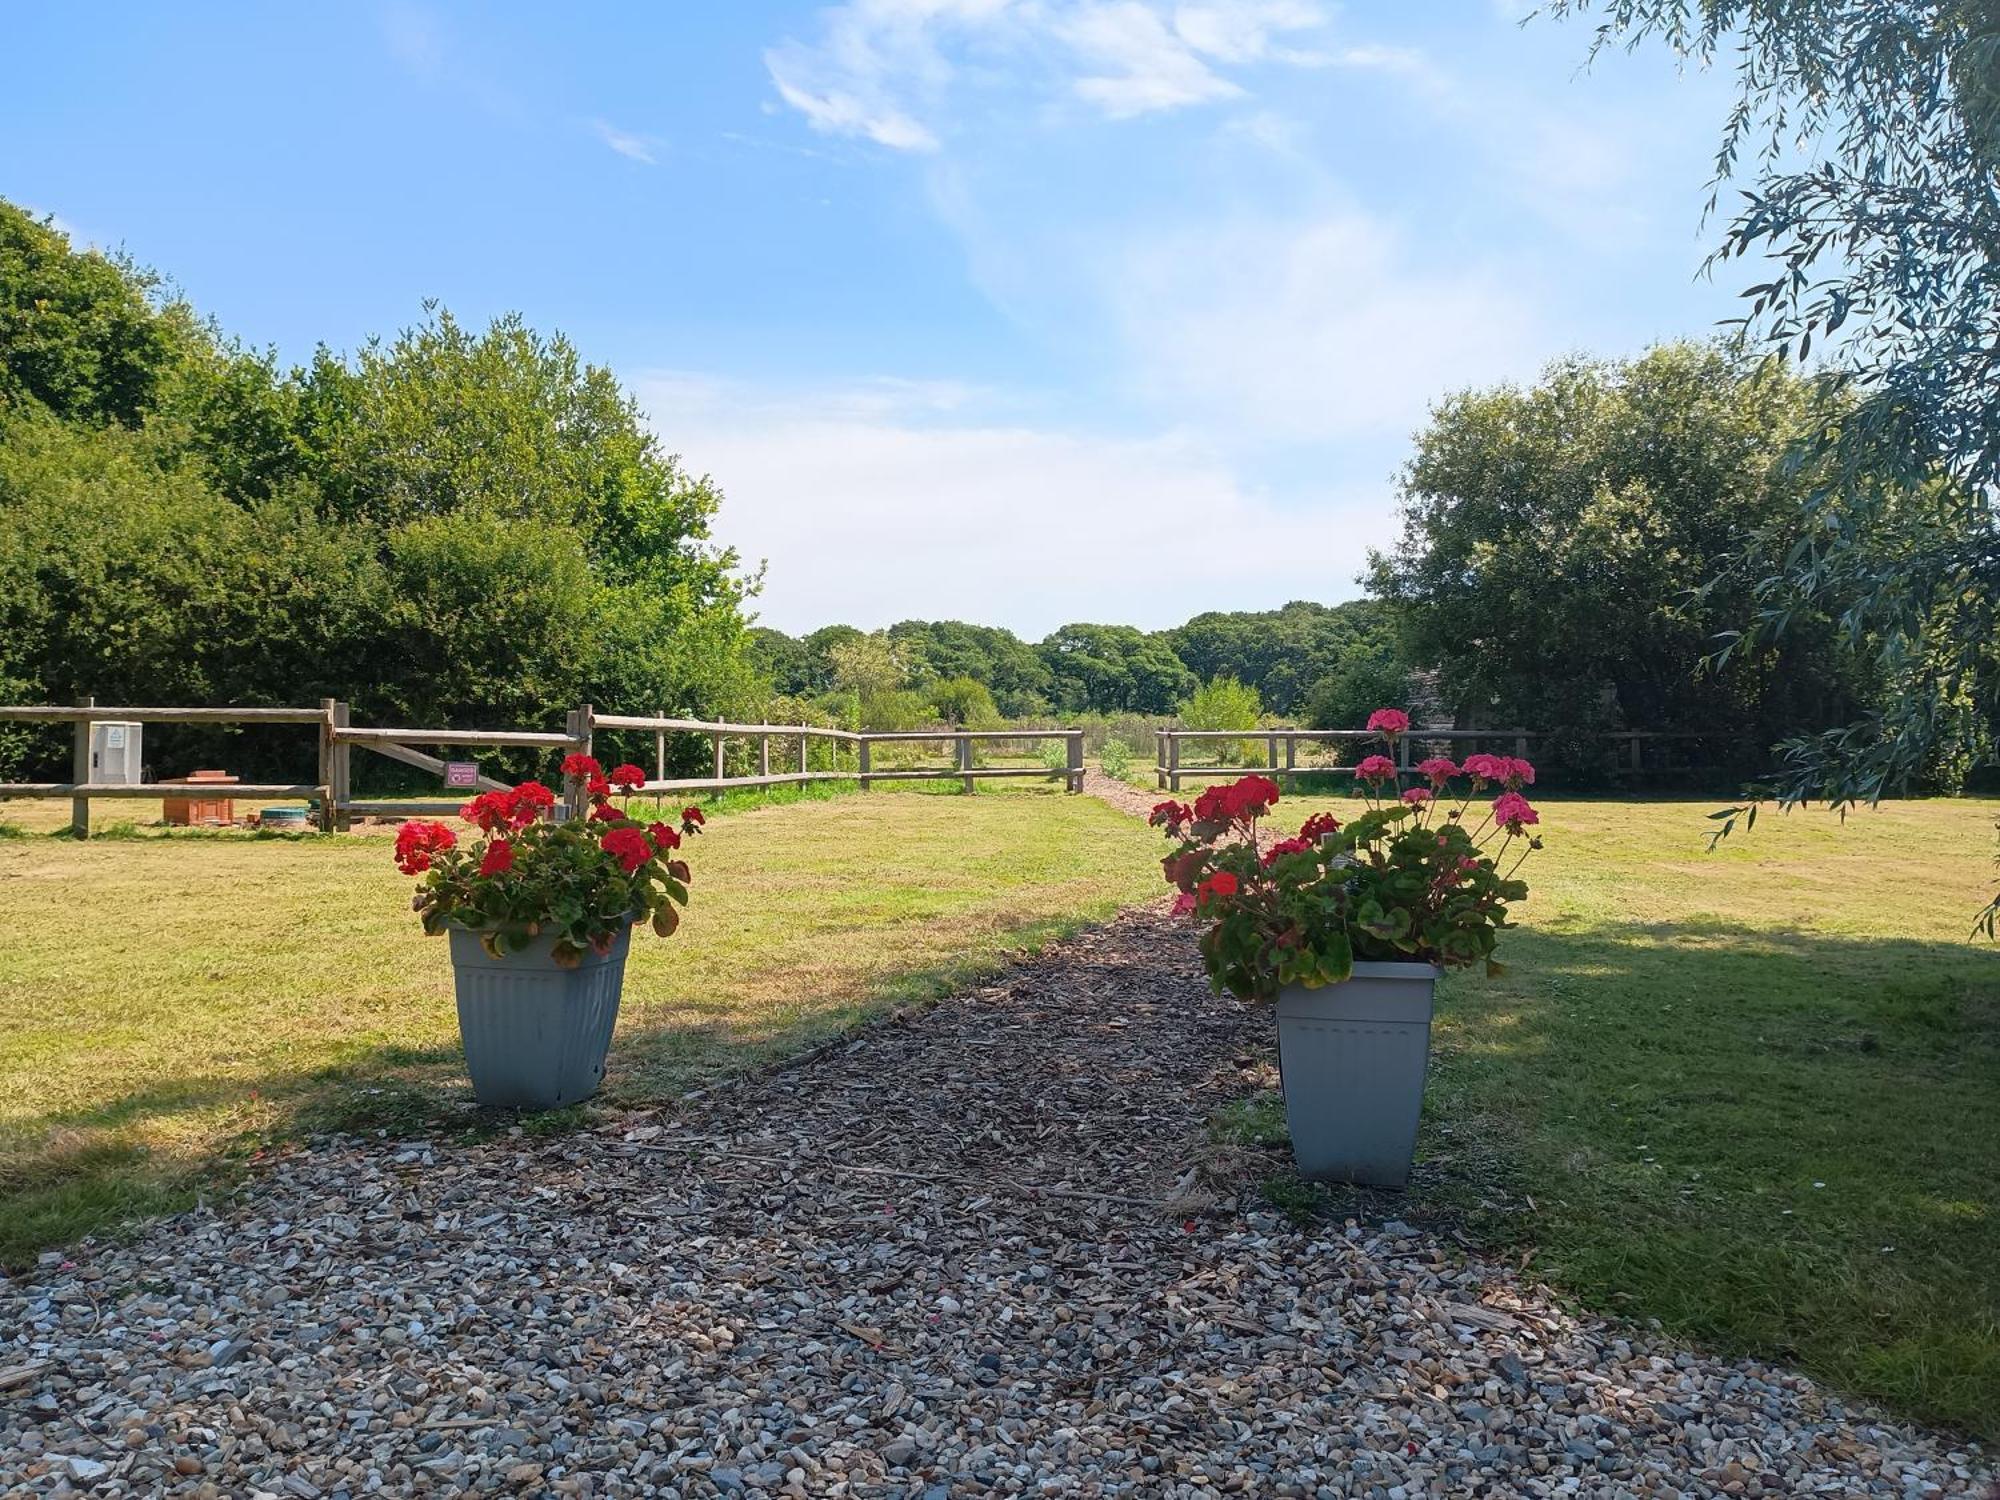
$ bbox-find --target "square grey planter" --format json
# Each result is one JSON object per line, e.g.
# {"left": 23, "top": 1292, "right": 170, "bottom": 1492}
{"left": 447, "top": 923, "right": 631, "bottom": 1109}
{"left": 1274, "top": 961, "right": 1438, "bottom": 1188}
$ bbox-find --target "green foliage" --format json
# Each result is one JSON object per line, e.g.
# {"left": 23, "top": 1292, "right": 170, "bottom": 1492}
{"left": 1155, "top": 772, "right": 1538, "bottom": 999}
{"left": 1171, "top": 600, "right": 1398, "bottom": 716}
{"left": 1305, "top": 633, "right": 1413, "bottom": 738}
{"left": 928, "top": 674, "right": 1001, "bottom": 728}
{"left": 0, "top": 202, "right": 200, "bottom": 426}
{"left": 1181, "top": 673, "right": 1263, "bottom": 765}
{"left": 1096, "top": 737, "right": 1132, "bottom": 778}
{"left": 1370, "top": 342, "right": 1868, "bottom": 760}
{"left": 0, "top": 200, "right": 757, "bottom": 779}
{"left": 1039, "top": 622, "right": 1194, "bottom": 715}
{"left": 889, "top": 619, "right": 1054, "bottom": 716}
{"left": 1544, "top": 3, "right": 2000, "bottom": 819}
{"left": 407, "top": 783, "right": 699, "bottom": 965}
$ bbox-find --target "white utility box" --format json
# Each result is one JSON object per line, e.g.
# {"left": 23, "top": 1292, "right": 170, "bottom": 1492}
{"left": 89, "top": 721, "right": 144, "bottom": 785}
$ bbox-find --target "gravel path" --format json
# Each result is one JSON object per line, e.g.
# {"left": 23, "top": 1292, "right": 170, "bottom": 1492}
{"left": 3, "top": 907, "right": 1990, "bottom": 1496}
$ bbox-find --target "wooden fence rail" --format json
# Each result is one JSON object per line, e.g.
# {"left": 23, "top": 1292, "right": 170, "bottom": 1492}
{"left": 0, "top": 703, "right": 1086, "bottom": 836}
{"left": 1155, "top": 727, "right": 1748, "bottom": 791}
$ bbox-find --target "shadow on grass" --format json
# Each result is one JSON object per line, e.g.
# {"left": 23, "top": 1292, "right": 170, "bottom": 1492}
{"left": 1210, "top": 919, "right": 1996, "bottom": 1436}
{"left": 0, "top": 900, "right": 1115, "bottom": 1273}
{"left": 1411, "top": 919, "right": 1992, "bottom": 1437}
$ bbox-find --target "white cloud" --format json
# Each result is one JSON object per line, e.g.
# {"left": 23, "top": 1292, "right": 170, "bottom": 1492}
{"left": 762, "top": 0, "right": 1389, "bottom": 147}
{"left": 1056, "top": 2, "right": 1244, "bottom": 118}
{"left": 636, "top": 373, "right": 1383, "bottom": 635}
{"left": 1105, "top": 208, "right": 1541, "bottom": 440}
{"left": 592, "top": 119, "right": 663, "bottom": 164}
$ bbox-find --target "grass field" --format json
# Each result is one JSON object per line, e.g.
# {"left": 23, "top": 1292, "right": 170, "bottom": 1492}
{"left": 1257, "top": 790, "right": 2000, "bottom": 1439}
{"left": 0, "top": 782, "right": 1160, "bottom": 1267}
{"left": 3, "top": 783, "right": 1996, "bottom": 1437}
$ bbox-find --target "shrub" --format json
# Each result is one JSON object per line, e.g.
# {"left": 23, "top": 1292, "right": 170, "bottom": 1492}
{"left": 1149, "top": 710, "right": 1544, "bottom": 998}
{"left": 1182, "top": 675, "right": 1262, "bottom": 766}
{"left": 393, "top": 757, "right": 704, "bottom": 965}
{"left": 1098, "top": 737, "right": 1133, "bottom": 778}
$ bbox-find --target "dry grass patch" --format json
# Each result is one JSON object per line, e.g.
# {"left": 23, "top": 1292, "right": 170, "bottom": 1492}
{"left": 0, "top": 785, "right": 1160, "bottom": 1265}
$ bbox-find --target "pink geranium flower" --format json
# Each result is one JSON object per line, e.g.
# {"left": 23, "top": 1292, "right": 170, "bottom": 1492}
{"left": 1416, "top": 756, "right": 1459, "bottom": 785}
{"left": 1366, "top": 707, "right": 1411, "bottom": 736}
{"left": 1355, "top": 754, "right": 1397, "bottom": 782}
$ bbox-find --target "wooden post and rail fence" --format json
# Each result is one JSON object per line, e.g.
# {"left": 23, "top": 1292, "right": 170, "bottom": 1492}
{"left": 1153, "top": 727, "right": 1746, "bottom": 792}
{"left": 0, "top": 702, "right": 1085, "bottom": 837}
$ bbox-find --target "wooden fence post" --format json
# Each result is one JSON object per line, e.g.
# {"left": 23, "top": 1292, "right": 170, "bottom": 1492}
{"left": 799, "top": 730, "right": 809, "bottom": 784}
{"left": 330, "top": 701, "right": 352, "bottom": 830}
{"left": 1167, "top": 733, "right": 1181, "bottom": 793}
{"left": 1067, "top": 730, "right": 1084, "bottom": 793}
{"left": 655, "top": 714, "right": 667, "bottom": 783}
{"left": 712, "top": 732, "right": 725, "bottom": 785}
{"left": 758, "top": 731, "right": 771, "bottom": 780}
{"left": 958, "top": 733, "right": 973, "bottom": 793}
{"left": 1628, "top": 733, "right": 1643, "bottom": 773}
{"left": 317, "top": 698, "right": 338, "bottom": 832}
{"left": 1267, "top": 732, "right": 1278, "bottom": 771}
{"left": 70, "top": 695, "right": 92, "bottom": 839}
{"left": 1285, "top": 734, "right": 1296, "bottom": 771}
{"left": 1156, "top": 734, "right": 1167, "bottom": 790}
{"left": 561, "top": 705, "right": 592, "bottom": 821}
{"left": 858, "top": 737, "right": 873, "bottom": 791}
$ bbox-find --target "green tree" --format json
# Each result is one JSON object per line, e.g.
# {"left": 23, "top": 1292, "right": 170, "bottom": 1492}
{"left": 0, "top": 201, "right": 202, "bottom": 427}
{"left": 1170, "top": 600, "right": 1392, "bottom": 715}
{"left": 887, "top": 619, "right": 1054, "bottom": 715}
{"left": 1038, "top": 623, "right": 1195, "bottom": 714}
{"left": 827, "top": 632, "right": 906, "bottom": 702}
{"left": 1181, "top": 675, "right": 1263, "bottom": 765}
{"left": 1369, "top": 342, "right": 1866, "bottom": 754}
{"left": 1305, "top": 635, "right": 1413, "bottom": 734}
{"left": 928, "top": 675, "right": 1002, "bottom": 728}
{"left": 1544, "top": 3, "right": 2000, "bottom": 824}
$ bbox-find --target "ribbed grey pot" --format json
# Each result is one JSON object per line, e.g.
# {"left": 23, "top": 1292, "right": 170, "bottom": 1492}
{"left": 1274, "top": 961, "right": 1439, "bottom": 1188}
{"left": 447, "top": 923, "right": 631, "bottom": 1109}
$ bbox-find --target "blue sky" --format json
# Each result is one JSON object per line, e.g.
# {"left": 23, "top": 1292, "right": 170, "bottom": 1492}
{"left": 7, "top": 1, "right": 1742, "bottom": 637}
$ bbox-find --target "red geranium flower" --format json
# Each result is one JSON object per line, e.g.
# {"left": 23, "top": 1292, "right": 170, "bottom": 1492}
{"left": 479, "top": 839, "right": 515, "bottom": 877}
{"left": 1492, "top": 792, "right": 1539, "bottom": 832}
{"left": 600, "top": 825, "right": 652, "bottom": 874}
{"left": 1261, "top": 835, "right": 1313, "bottom": 866}
{"left": 586, "top": 774, "right": 612, "bottom": 801}
{"left": 609, "top": 764, "right": 646, "bottom": 791}
{"left": 681, "top": 806, "right": 705, "bottom": 827}
{"left": 394, "top": 820, "right": 457, "bottom": 876}
{"left": 507, "top": 780, "right": 555, "bottom": 827}
{"left": 1196, "top": 870, "right": 1239, "bottom": 906}
{"left": 458, "top": 791, "right": 513, "bottom": 833}
{"left": 1298, "top": 812, "right": 1342, "bottom": 840}
{"left": 1402, "top": 787, "right": 1433, "bottom": 805}
{"left": 1504, "top": 756, "right": 1536, "bottom": 788}
{"left": 648, "top": 822, "right": 682, "bottom": 850}
{"left": 561, "top": 752, "right": 602, "bottom": 781}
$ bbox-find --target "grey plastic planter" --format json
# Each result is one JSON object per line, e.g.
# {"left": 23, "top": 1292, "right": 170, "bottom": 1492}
{"left": 447, "top": 923, "right": 631, "bottom": 1109}
{"left": 1274, "top": 961, "right": 1439, "bottom": 1188}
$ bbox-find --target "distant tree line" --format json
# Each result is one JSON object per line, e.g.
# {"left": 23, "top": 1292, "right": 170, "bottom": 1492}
{"left": 747, "top": 601, "right": 1401, "bottom": 732}
{"left": 1, "top": 192, "right": 1965, "bottom": 791}
{"left": 0, "top": 198, "right": 758, "bottom": 782}
{"left": 760, "top": 342, "right": 1959, "bottom": 784}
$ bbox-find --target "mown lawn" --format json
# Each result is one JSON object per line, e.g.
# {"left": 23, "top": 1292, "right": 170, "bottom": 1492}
{"left": 1258, "top": 790, "right": 2000, "bottom": 1439}
{"left": 0, "top": 782, "right": 1161, "bottom": 1267}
